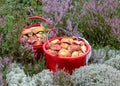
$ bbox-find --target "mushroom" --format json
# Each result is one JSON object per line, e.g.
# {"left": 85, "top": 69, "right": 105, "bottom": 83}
{"left": 50, "top": 44, "right": 61, "bottom": 51}
{"left": 61, "top": 38, "right": 73, "bottom": 44}
{"left": 81, "top": 45, "right": 87, "bottom": 53}
{"left": 47, "top": 49, "right": 58, "bottom": 55}
{"left": 22, "top": 29, "right": 32, "bottom": 35}
{"left": 31, "top": 25, "right": 45, "bottom": 34}
{"left": 33, "top": 41, "right": 42, "bottom": 45}
{"left": 72, "top": 51, "right": 79, "bottom": 57}
{"left": 68, "top": 44, "right": 81, "bottom": 51}
{"left": 58, "top": 49, "right": 71, "bottom": 57}
{"left": 50, "top": 39, "right": 60, "bottom": 44}
{"left": 60, "top": 43, "right": 69, "bottom": 49}
{"left": 79, "top": 50, "right": 84, "bottom": 56}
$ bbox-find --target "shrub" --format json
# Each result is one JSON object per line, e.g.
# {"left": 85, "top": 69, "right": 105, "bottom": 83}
{"left": 80, "top": 0, "right": 120, "bottom": 47}
{"left": 105, "top": 55, "right": 120, "bottom": 70}
{"left": 6, "top": 63, "right": 28, "bottom": 86}
{"left": 6, "top": 63, "right": 53, "bottom": 86}
{"left": 90, "top": 46, "right": 120, "bottom": 64}
{"left": 106, "top": 16, "right": 120, "bottom": 43}
{"left": 71, "top": 64, "right": 120, "bottom": 86}
{"left": 53, "top": 70, "right": 73, "bottom": 86}
{"left": 0, "top": 57, "right": 12, "bottom": 86}
{"left": 42, "top": 0, "right": 83, "bottom": 37}
{"left": 31, "top": 70, "right": 53, "bottom": 86}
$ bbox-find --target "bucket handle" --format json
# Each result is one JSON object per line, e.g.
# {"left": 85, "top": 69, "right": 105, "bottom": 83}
{"left": 26, "top": 16, "right": 51, "bottom": 26}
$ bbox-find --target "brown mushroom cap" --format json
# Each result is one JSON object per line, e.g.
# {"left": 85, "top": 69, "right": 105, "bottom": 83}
{"left": 61, "top": 38, "right": 73, "bottom": 44}
{"left": 72, "top": 51, "right": 79, "bottom": 57}
{"left": 60, "top": 43, "right": 69, "bottom": 49}
{"left": 58, "top": 49, "right": 71, "bottom": 57}
{"left": 31, "top": 25, "right": 46, "bottom": 33}
{"left": 47, "top": 49, "right": 58, "bottom": 55}
{"left": 22, "top": 29, "right": 32, "bottom": 35}
{"left": 51, "top": 39, "right": 60, "bottom": 44}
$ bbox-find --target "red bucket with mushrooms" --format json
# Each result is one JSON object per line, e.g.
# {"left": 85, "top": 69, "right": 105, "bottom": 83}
{"left": 43, "top": 37, "right": 91, "bottom": 74}
{"left": 19, "top": 16, "right": 57, "bottom": 59}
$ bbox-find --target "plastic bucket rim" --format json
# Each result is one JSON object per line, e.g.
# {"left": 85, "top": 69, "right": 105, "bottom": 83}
{"left": 43, "top": 37, "right": 91, "bottom": 59}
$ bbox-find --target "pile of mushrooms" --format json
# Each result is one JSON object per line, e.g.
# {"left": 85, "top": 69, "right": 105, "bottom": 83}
{"left": 45, "top": 37, "right": 87, "bottom": 57}
{"left": 20, "top": 25, "right": 49, "bottom": 45}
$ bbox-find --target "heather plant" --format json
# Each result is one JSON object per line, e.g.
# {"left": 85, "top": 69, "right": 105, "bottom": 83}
{"left": 17, "top": 43, "right": 36, "bottom": 63}
{"left": 32, "top": 69, "right": 53, "bottom": 86}
{"left": 0, "top": 15, "right": 37, "bottom": 62}
{"left": 89, "top": 46, "right": 120, "bottom": 64}
{"left": 0, "top": 57, "right": 12, "bottom": 86}
{"left": 106, "top": 16, "right": 120, "bottom": 43}
{"left": 42, "top": 0, "right": 83, "bottom": 37}
{"left": 79, "top": 0, "right": 120, "bottom": 47}
{"left": 0, "top": 15, "right": 21, "bottom": 57}
{"left": 7, "top": 63, "right": 52, "bottom": 86}
{"left": 105, "top": 55, "right": 120, "bottom": 70}
{"left": 71, "top": 64, "right": 120, "bottom": 86}
{"left": 53, "top": 69, "right": 73, "bottom": 86}
{"left": 7, "top": 65, "right": 74, "bottom": 86}
{"left": 6, "top": 63, "right": 37, "bottom": 86}
{"left": 42, "top": 0, "right": 73, "bottom": 26}
{"left": 6, "top": 63, "right": 28, "bottom": 86}
{"left": 22, "top": 57, "right": 46, "bottom": 76}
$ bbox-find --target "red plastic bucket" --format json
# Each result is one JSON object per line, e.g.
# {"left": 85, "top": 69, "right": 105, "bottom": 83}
{"left": 19, "top": 16, "right": 57, "bottom": 59}
{"left": 43, "top": 37, "right": 91, "bottom": 74}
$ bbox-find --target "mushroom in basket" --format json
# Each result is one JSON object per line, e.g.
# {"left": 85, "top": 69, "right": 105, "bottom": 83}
{"left": 20, "top": 25, "right": 49, "bottom": 45}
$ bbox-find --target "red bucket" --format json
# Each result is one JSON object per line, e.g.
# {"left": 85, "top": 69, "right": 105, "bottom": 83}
{"left": 19, "top": 16, "right": 57, "bottom": 59}
{"left": 43, "top": 37, "right": 91, "bottom": 74}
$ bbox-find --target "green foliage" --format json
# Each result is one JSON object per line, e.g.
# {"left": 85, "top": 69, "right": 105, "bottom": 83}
{"left": 116, "top": 8, "right": 120, "bottom": 17}
{"left": 78, "top": 0, "right": 120, "bottom": 48}
{"left": 0, "top": 15, "right": 20, "bottom": 57}
{"left": 22, "top": 57, "right": 46, "bottom": 76}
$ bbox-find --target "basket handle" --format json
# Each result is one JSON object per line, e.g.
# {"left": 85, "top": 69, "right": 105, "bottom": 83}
{"left": 26, "top": 16, "right": 51, "bottom": 25}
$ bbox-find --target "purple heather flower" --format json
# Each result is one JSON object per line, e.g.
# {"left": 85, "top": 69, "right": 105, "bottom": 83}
{"left": 67, "top": 19, "right": 72, "bottom": 31}
{"left": 42, "top": 0, "right": 73, "bottom": 25}
{"left": 0, "top": 57, "right": 12, "bottom": 86}
{"left": 0, "top": 62, "right": 4, "bottom": 69}
{"left": 81, "top": 0, "right": 119, "bottom": 18}
{"left": 21, "top": 43, "right": 34, "bottom": 51}
{"left": 54, "top": 69, "right": 70, "bottom": 78}
{"left": 107, "top": 16, "right": 120, "bottom": 36}
{"left": 3, "top": 57, "right": 10, "bottom": 64}
{"left": 72, "top": 25, "right": 81, "bottom": 38}
{"left": 80, "top": 0, "right": 120, "bottom": 40}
